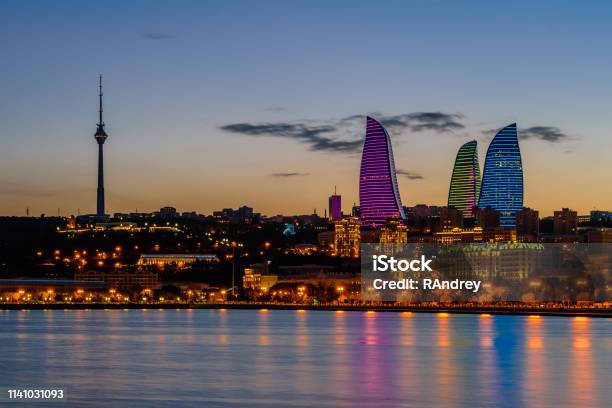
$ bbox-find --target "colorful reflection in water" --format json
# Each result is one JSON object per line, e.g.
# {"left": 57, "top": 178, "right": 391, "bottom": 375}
{"left": 0, "top": 310, "right": 609, "bottom": 407}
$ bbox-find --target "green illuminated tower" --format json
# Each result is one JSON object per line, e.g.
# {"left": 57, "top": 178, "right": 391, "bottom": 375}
{"left": 448, "top": 140, "right": 480, "bottom": 217}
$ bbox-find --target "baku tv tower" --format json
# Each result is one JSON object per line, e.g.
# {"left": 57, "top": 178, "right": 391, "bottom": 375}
{"left": 94, "top": 75, "right": 108, "bottom": 217}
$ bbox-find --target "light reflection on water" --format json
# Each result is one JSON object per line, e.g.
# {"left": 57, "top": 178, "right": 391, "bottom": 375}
{"left": 0, "top": 309, "right": 609, "bottom": 408}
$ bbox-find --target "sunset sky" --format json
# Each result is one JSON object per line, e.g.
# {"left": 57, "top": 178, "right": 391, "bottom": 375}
{"left": 1, "top": 1, "right": 611, "bottom": 217}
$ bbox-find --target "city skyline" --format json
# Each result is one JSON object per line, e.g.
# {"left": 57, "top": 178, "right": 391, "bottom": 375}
{"left": 1, "top": 1, "right": 612, "bottom": 217}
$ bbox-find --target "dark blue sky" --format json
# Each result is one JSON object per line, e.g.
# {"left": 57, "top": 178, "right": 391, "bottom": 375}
{"left": 1, "top": 1, "right": 610, "bottom": 216}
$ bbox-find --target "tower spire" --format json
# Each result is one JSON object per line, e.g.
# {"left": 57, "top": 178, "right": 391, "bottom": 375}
{"left": 94, "top": 75, "right": 108, "bottom": 142}
{"left": 98, "top": 75, "right": 104, "bottom": 127}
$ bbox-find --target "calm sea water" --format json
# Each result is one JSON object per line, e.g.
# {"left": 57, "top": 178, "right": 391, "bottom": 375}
{"left": 0, "top": 309, "right": 609, "bottom": 407}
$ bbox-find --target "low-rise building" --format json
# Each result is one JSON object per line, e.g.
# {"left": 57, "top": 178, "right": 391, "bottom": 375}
{"left": 137, "top": 254, "right": 217, "bottom": 268}
{"left": 75, "top": 270, "right": 159, "bottom": 291}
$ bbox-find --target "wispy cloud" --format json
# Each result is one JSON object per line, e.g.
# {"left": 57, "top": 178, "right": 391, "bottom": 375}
{"left": 265, "top": 106, "right": 288, "bottom": 113}
{"left": 141, "top": 32, "right": 174, "bottom": 40}
{"left": 220, "top": 112, "right": 466, "bottom": 154}
{"left": 269, "top": 172, "right": 310, "bottom": 177}
{"left": 396, "top": 169, "right": 424, "bottom": 180}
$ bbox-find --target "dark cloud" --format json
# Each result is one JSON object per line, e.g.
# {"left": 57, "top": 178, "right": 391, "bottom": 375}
{"left": 396, "top": 169, "right": 424, "bottom": 180}
{"left": 481, "top": 125, "right": 569, "bottom": 143}
{"left": 269, "top": 172, "right": 310, "bottom": 177}
{"left": 521, "top": 126, "right": 569, "bottom": 143}
{"left": 141, "top": 32, "right": 174, "bottom": 40}
{"left": 379, "top": 112, "right": 465, "bottom": 134}
{"left": 220, "top": 111, "right": 465, "bottom": 153}
{"left": 220, "top": 122, "right": 362, "bottom": 153}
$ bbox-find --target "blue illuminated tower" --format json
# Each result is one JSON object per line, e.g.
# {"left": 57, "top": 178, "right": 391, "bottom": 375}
{"left": 478, "top": 123, "right": 523, "bottom": 228}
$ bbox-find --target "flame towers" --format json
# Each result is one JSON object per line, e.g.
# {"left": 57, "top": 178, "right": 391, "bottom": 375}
{"left": 448, "top": 140, "right": 481, "bottom": 217}
{"left": 478, "top": 123, "right": 523, "bottom": 228}
{"left": 94, "top": 76, "right": 108, "bottom": 217}
{"left": 359, "top": 116, "right": 405, "bottom": 228}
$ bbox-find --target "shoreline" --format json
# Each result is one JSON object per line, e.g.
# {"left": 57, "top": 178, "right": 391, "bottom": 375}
{"left": 1, "top": 303, "right": 610, "bottom": 318}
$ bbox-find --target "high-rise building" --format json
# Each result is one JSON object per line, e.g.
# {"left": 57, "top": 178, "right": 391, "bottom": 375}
{"left": 516, "top": 207, "right": 539, "bottom": 236}
{"left": 94, "top": 76, "right": 109, "bottom": 217}
{"left": 553, "top": 208, "right": 578, "bottom": 234}
{"left": 476, "top": 206, "right": 501, "bottom": 230}
{"left": 328, "top": 187, "right": 342, "bottom": 220}
{"left": 333, "top": 217, "right": 360, "bottom": 257}
{"left": 448, "top": 140, "right": 481, "bottom": 217}
{"left": 359, "top": 116, "right": 405, "bottom": 228}
{"left": 439, "top": 206, "right": 464, "bottom": 230}
{"left": 478, "top": 123, "right": 524, "bottom": 228}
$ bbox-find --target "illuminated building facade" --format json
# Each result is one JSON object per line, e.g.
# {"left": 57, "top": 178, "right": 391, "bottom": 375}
{"left": 359, "top": 116, "right": 405, "bottom": 228}
{"left": 478, "top": 123, "right": 524, "bottom": 228}
{"left": 435, "top": 227, "right": 485, "bottom": 244}
{"left": 434, "top": 226, "right": 516, "bottom": 244}
{"left": 243, "top": 263, "right": 278, "bottom": 290}
{"left": 448, "top": 140, "right": 480, "bottom": 217}
{"left": 137, "top": 254, "right": 217, "bottom": 268}
{"left": 75, "top": 270, "right": 159, "bottom": 291}
{"left": 378, "top": 220, "right": 408, "bottom": 244}
{"left": 243, "top": 265, "right": 264, "bottom": 289}
{"left": 334, "top": 217, "right": 360, "bottom": 257}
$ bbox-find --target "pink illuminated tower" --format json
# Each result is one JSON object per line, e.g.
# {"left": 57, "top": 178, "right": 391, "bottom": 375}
{"left": 329, "top": 187, "right": 342, "bottom": 220}
{"left": 359, "top": 117, "right": 405, "bottom": 228}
